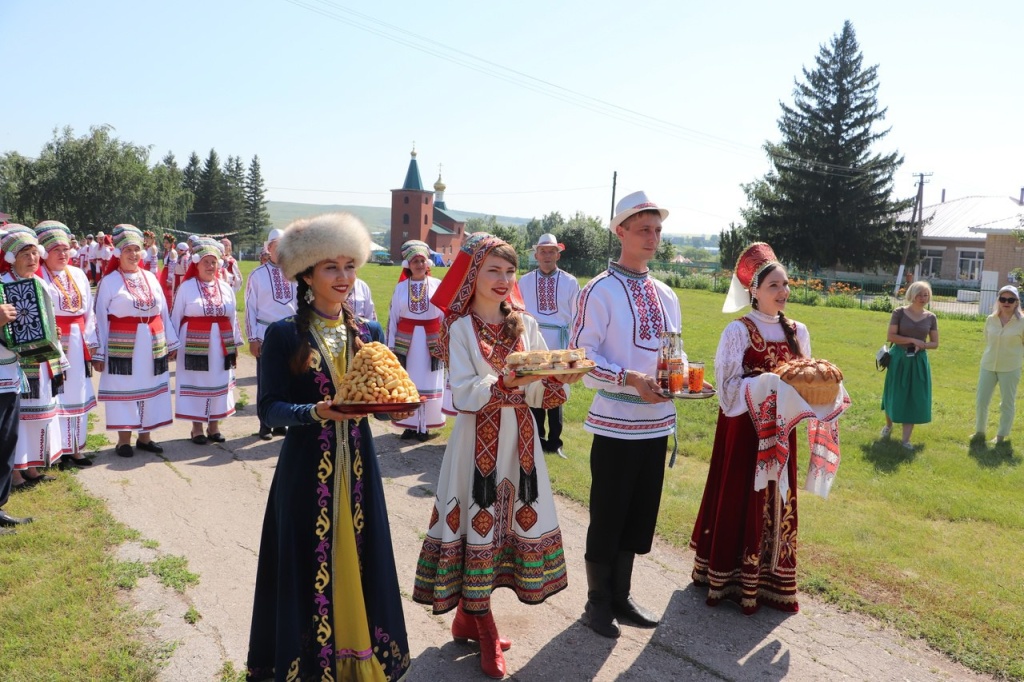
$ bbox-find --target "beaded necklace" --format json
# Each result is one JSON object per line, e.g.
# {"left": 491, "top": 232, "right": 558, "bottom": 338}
{"left": 198, "top": 278, "right": 225, "bottom": 317}
{"left": 48, "top": 267, "right": 84, "bottom": 313}
{"left": 408, "top": 278, "right": 428, "bottom": 313}
{"left": 311, "top": 310, "right": 348, "bottom": 376}
{"left": 120, "top": 268, "right": 156, "bottom": 311}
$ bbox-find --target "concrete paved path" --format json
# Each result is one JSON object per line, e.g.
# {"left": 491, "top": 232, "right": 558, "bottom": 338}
{"left": 77, "top": 354, "right": 990, "bottom": 681}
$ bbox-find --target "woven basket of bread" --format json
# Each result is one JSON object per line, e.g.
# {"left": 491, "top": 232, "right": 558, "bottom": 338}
{"left": 771, "top": 358, "right": 844, "bottom": 406}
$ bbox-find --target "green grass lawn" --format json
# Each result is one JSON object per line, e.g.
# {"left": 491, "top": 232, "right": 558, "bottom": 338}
{"left": 2, "top": 259, "right": 1018, "bottom": 679}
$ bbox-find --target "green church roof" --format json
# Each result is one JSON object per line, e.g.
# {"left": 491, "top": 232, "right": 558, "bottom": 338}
{"left": 402, "top": 151, "right": 424, "bottom": 191}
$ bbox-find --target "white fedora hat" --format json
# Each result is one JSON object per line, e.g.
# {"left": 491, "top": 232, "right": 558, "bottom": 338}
{"left": 609, "top": 190, "right": 669, "bottom": 230}
{"left": 532, "top": 233, "right": 565, "bottom": 252}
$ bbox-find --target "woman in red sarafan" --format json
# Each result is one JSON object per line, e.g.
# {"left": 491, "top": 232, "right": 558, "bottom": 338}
{"left": 689, "top": 242, "right": 812, "bottom": 615}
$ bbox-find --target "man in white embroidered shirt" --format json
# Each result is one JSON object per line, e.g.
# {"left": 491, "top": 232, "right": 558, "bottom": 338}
{"left": 244, "top": 228, "right": 297, "bottom": 439}
{"left": 519, "top": 233, "right": 579, "bottom": 458}
{"left": 569, "top": 190, "right": 680, "bottom": 639}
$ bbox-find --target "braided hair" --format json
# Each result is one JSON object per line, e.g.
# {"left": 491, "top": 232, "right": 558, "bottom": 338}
{"left": 750, "top": 263, "right": 802, "bottom": 357}
{"left": 289, "top": 269, "right": 362, "bottom": 375}
{"left": 490, "top": 242, "right": 526, "bottom": 342}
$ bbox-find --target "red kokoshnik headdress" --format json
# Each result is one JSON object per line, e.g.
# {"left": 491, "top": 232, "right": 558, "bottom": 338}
{"left": 430, "top": 233, "right": 525, "bottom": 366}
{"left": 723, "top": 241, "right": 782, "bottom": 313}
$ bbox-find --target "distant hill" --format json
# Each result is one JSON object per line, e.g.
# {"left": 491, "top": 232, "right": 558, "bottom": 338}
{"left": 266, "top": 201, "right": 531, "bottom": 233}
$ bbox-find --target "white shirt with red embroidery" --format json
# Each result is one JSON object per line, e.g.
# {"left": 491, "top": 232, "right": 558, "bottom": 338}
{"left": 244, "top": 262, "right": 297, "bottom": 342}
{"left": 519, "top": 267, "right": 580, "bottom": 351}
{"left": 570, "top": 261, "right": 681, "bottom": 440}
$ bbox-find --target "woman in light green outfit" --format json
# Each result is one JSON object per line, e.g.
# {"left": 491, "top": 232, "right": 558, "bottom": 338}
{"left": 973, "top": 285, "right": 1024, "bottom": 445}
{"left": 881, "top": 281, "right": 939, "bottom": 449}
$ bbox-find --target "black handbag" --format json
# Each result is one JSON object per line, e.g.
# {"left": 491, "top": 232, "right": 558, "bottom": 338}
{"left": 875, "top": 343, "right": 891, "bottom": 371}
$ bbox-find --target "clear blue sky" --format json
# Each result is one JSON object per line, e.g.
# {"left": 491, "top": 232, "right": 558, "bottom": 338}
{"left": 4, "top": 0, "right": 1022, "bottom": 234}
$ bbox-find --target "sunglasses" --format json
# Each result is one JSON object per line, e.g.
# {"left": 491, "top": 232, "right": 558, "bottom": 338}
{"left": 999, "top": 297, "right": 1018, "bottom": 304}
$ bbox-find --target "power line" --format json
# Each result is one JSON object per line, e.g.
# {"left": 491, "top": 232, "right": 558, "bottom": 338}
{"left": 283, "top": 0, "right": 888, "bottom": 180}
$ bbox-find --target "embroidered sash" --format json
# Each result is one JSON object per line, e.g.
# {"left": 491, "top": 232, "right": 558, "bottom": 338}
{"left": 394, "top": 316, "right": 441, "bottom": 371}
{"left": 56, "top": 314, "right": 93, "bottom": 378}
{"left": 182, "top": 316, "right": 237, "bottom": 371}
{"left": 106, "top": 315, "right": 169, "bottom": 376}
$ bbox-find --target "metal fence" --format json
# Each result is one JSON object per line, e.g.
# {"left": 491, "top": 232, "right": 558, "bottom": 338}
{"left": 558, "top": 258, "right": 997, "bottom": 318}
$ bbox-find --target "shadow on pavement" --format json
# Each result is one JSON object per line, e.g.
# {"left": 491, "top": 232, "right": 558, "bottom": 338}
{"left": 643, "top": 585, "right": 793, "bottom": 681}
{"left": 513, "top": 619, "right": 617, "bottom": 681}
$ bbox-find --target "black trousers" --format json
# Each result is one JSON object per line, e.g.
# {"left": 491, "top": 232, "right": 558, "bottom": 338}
{"left": 0, "top": 391, "right": 21, "bottom": 510}
{"left": 585, "top": 433, "right": 667, "bottom": 565}
{"left": 256, "top": 352, "right": 268, "bottom": 430}
{"left": 530, "top": 405, "right": 563, "bottom": 450}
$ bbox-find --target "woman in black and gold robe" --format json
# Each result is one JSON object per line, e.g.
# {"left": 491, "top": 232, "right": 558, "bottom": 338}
{"left": 246, "top": 213, "right": 410, "bottom": 682}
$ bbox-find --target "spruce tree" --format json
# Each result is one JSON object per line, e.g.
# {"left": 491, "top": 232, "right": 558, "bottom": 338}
{"left": 741, "top": 21, "right": 912, "bottom": 272}
{"left": 244, "top": 155, "right": 271, "bottom": 255}
{"left": 193, "top": 149, "right": 224, "bottom": 234}
{"left": 181, "top": 152, "right": 202, "bottom": 232}
{"left": 223, "top": 155, "right": 247, "bottom": 235}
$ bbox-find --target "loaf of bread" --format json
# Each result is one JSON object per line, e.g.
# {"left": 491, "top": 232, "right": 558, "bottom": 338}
{"left": 772, "top": 358, "right": 844, "bottom": 406}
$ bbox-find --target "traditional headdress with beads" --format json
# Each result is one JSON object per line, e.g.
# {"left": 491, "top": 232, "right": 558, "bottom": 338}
{"left": 722, "top": 242, "right": 782, "bottom": 313}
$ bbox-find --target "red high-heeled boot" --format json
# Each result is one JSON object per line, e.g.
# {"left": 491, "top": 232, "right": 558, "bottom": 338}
{"left": 452, "top": 600, "right": 512, "bottom": 651}
{"left": 474, "top": 610, "right": 507, "bottom": 679}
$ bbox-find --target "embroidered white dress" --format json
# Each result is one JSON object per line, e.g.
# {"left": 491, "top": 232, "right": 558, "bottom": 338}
{"left": 94, "top": 269, "right": 179, "bottom": 432}
{"left": 143, "top": 245, "right": 160, "bottom": 275}
{"left": 348, "top": 277, "right": 377, "bottom": 321}
{"left": 571, "top": 262, "right": 681, "bottom": 439}
{"left": 220, "top": 256, "right": 243, "bottom": 293}
{"left": 1, "top": 273, "right": 68, "bottom": 468}
{"left": 40, "top": 264, "right": 98, "bottom": 455}
{"left": 171, "top": 277, "right": 243, "bottom": 422}
{"left": 413, "top": 314, "right": 567, "bottom": 613}
{"left": 386, "top": 276, "right": 446, "bottom": 432}
{"left": 244, "top": 262, "right": 297, "bottom": 343}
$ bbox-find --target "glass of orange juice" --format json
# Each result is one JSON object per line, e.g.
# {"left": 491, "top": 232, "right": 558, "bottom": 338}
{"left": 668, "top": 358, "right": 685, "bottom": 394}
{"left": 688, "top": 362, "right": 705, "bottom": 393}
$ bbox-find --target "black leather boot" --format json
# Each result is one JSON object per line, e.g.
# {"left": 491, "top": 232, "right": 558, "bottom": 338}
{"left": 611, "top": 551, "right": 660, "bottom": 628}
{"left": 583, "top": 561, "right": 620, "bottom": 638}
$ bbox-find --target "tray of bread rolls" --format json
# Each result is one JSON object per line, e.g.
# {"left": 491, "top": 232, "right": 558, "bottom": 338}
{"left": 506, "top": 348, "right": 597, "bottom": 376}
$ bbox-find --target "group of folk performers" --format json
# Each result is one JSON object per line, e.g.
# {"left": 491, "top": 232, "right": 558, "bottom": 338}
{"left": 242, "top": 195, "right": 851, "bottom": 680}
{"left": 0, "top": 222, "right": 253, "bottom": 534}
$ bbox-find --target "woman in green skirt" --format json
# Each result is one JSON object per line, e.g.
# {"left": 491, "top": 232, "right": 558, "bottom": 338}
{"left": 881, "top": 281, "right": 939, "bottom": 449}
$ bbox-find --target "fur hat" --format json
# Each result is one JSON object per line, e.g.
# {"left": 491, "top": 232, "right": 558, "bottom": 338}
{"left": 277, "top": 212, "right": 372, "bottom": 281}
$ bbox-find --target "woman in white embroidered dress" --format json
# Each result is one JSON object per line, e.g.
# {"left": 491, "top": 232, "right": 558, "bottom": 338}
{"left": 412, "top": 236, "right": 583, "bottom": 680}
{"left": 386, "top": 240, "right": 446, "bottom": 441}
{"left": 35, "top": 221, "right": 98, "bottom": 468}
{"left": 93, "top": 224, "right": 179, "bottom": 458}
{"left": 171, "top": 238, "right": 242, "bottom": 444}
{"left": 0, "top": 226, "right": 67, "bottom": 488}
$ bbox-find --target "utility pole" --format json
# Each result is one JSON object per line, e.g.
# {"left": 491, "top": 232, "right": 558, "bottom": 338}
{"left": 894, "top": 172, "right": 931, "bottom": 295}
{"left": 606, "top": 171, "right": 617, "bottom": 261}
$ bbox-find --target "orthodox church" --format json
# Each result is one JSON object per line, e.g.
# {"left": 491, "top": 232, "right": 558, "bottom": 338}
{"left": 389, "top": 149, "right": 465, "bottom": 263}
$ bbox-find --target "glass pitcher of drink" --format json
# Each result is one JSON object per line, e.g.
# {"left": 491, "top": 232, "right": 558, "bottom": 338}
{"left": 659, "top": 331, "right": 687, "bottom": 394}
